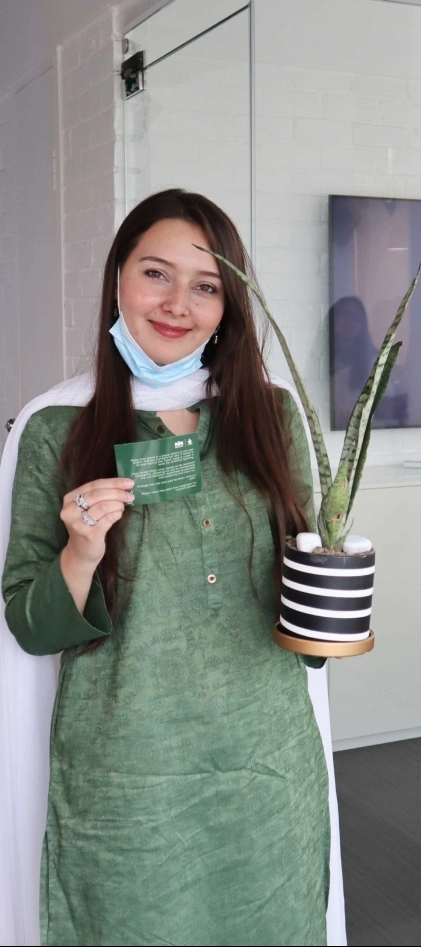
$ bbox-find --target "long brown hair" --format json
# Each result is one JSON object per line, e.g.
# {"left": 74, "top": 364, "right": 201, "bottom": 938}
{"left": 61, "top": 189, "right": 308, "bottom": 646}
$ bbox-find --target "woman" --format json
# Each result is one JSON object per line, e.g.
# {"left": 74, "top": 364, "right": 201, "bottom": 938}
{"left": 2, "top": 190, "right": 341, "bottom": 946}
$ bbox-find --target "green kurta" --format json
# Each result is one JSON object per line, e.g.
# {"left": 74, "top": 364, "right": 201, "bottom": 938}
{"left": 3, "top": 391, "right": 329, "bottom": 947}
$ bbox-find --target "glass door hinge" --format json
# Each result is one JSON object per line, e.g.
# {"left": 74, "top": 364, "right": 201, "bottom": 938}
{"left": 120, "top": 51, "right": 145, "bottom": 98}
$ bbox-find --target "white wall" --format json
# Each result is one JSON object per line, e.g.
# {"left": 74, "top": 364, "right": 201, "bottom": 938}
{"left": 59, "top": 7, "right": 121, "bottom": 378}
{"left": 0, "top": 0, "right": 125, "bottom": 90}
{"left": 330, "top": 476, "right": 421, "bottom": 749}
{"left": 255, "top": 0, "right": 421, "bottom": 468}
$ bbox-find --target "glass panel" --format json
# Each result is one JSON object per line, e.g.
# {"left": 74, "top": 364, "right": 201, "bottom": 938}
{"left": 124, "top": 0, "right": 248, "bottom": 67}
{"left": 124, "top": 7, "right": 251, "bottom": 249}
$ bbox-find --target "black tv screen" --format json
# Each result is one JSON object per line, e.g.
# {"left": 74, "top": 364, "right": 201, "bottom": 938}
{"left": 329, "top": 194, "right": 421, "bottom": 429}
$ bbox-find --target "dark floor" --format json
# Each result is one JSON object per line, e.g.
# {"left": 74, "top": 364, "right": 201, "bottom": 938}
{"left": 334, "top": 738, "right": 421, "bottom": 947}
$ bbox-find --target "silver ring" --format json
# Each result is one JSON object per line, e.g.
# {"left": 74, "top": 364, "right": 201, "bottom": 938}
{"left": 75, "top": 493, "right": 89, "bottom": 511}
{"left": 82, "top": 512, "right": 97, "bottom": 527}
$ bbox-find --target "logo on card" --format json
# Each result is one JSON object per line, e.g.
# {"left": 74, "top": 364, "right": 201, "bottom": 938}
{"left": 175, "top": 440, "right": 184, "bottom": 448}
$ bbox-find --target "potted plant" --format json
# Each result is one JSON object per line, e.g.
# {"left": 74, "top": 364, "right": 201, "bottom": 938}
{"left": 198, "top": 245, "right": 420, "bottom": 656}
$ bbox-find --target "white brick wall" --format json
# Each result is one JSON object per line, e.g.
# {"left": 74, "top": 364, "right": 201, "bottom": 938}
{"left": 256, "top": 0, "right": 421, "bottom": 468}
{"left": 59, "top": 7, "right": 124, "bottom": 377}
{"left": 0, "top": 92, "right": 19, "bottom": 452}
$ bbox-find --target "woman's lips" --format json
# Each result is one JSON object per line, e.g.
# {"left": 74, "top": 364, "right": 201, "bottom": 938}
{"left": 149, "top": 320, "right": 191, "bottom": 339}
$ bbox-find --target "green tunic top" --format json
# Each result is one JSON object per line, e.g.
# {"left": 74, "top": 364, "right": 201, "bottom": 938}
{"left": 3, "top": 392, "right": 329, "bottom": 947}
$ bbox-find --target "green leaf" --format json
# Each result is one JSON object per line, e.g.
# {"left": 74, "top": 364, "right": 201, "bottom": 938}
{"left": 194, "top": 245, "right": 332, "bottom": 496}
{"left": 317, "top": 458, "right": 351, "bottom": 548}
{"left": 319, "top": 343, "right": 401, "bottom": 547}
{"left": 346, "top": 341, "right": 402, "bottom": 519}
{"left": 338, "top": 264, "right": 420, "bottom": 500}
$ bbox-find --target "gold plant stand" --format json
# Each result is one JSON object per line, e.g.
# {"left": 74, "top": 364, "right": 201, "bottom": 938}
{"left": 273, "top": 624, "right": 375, "bottom": 657}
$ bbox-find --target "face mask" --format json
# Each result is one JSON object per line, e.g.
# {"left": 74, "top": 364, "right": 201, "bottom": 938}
{"left": 109, "top": 270, "right": 211, "bottom": 389}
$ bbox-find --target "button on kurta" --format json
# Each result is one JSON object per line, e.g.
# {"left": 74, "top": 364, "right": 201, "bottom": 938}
{"left": 196, "top": 493, "right": 220, "bottom": 608}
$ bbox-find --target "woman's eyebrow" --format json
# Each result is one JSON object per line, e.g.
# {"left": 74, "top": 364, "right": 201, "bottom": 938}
{"left": 139, "top": 255, "right": 173, "bottom": 266}
{"left": 197, "top": 270, "right": 222, "bottom": 280}
{"left": 139, "top": 255, "right": 221, "bottom": 279}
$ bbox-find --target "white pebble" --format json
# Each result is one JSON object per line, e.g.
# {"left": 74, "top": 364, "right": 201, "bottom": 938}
{"left": 296, "top": 532, "right": 322, "bottom": 554}
{"left": 343, "top": 534, "right": 373, "bottom": 555}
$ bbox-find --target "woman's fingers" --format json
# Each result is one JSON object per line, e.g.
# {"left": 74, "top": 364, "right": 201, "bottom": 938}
{"left": 63, "top": 478, "right": 134, "bottom": 508}
{"left": 61, "top": 499, "right": 127, "bottom": 531}
{"left": 81, "top": 499, "right": 126, "bottom": 523}
{"left": 61, "top": 478, "right": 135, "bottom": 538}
{"left": 67, "top": 488, "right": 135, "bottom": 510}
{"left": 60, "top": 479, "right": 135, "bottom": 568}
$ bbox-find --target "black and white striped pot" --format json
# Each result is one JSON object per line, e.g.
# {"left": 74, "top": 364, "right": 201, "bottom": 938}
{"left": 280, "top": 545, "right": 375, "bottom": 643}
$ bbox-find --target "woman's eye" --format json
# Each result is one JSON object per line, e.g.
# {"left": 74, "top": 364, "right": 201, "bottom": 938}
{"left": 145, "top": 269, "right": 165, "bottom": 280}
{"left": 197, "top": 283, "right": 216, "bottom": 294}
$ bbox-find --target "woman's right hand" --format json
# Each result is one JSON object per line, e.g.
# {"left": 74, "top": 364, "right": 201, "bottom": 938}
{"left": 60, "top": 477, "right": 135, "bottom": 568}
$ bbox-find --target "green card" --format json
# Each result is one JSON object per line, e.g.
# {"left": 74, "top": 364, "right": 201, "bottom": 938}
{"left": 114, "top": 433, "right": 202, "bottom": 505}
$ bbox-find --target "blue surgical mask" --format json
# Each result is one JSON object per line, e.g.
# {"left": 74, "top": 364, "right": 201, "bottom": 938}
{"left": 110, "top": 314, "right": 210, "bottom": 389}
{"left": 109, "top": 270, "right": 210, "bottom": 389}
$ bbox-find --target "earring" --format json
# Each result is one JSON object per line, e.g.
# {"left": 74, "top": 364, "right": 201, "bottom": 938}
{"left": 213, "top": 324, "right": 221, "bottom": 345}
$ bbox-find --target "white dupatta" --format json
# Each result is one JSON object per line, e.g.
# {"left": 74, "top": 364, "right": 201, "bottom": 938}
{"left": 0, "top": 370, "right": 346, "bottom": 947}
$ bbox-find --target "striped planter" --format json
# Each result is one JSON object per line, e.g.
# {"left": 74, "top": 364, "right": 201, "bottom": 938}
{"left": 280, "top": 545, "right": 375, "bottom": 643}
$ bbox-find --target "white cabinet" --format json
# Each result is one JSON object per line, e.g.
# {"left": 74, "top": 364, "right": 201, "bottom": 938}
{"left": 327, "top": 469, "right": 421, "bottom": 749}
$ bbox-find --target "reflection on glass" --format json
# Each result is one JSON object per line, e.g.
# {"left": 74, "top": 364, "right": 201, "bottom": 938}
{"left": 330, "top": 295, "right": 408, "bottom": 429}
{"left": 329, "top": 195, "right": 421, "bottom": 429}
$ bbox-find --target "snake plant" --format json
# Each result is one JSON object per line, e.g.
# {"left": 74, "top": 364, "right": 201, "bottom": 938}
{"left": 196, "top": 245, "right": 420, "bottom": 550}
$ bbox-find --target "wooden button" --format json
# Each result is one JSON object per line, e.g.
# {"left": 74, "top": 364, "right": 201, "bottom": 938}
{"left": 207, "top": 574, "right": 217, "bottom": 584}
{"left": 203, "top": 518, "right": 212, "bottom": 527}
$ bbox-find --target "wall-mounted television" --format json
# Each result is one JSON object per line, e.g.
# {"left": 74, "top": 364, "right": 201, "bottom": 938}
{"left": 329, "top": 194, "right": 421, "bottom": 430}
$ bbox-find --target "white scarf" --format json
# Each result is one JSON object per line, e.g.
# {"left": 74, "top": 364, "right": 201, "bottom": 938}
{"left": 0, "top": 370, "right": 346, "bottom": 947}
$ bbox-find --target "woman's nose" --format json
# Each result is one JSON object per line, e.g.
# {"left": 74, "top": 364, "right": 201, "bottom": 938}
{"left": 162, "top": 282, "right": 190, "bottom": 317}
